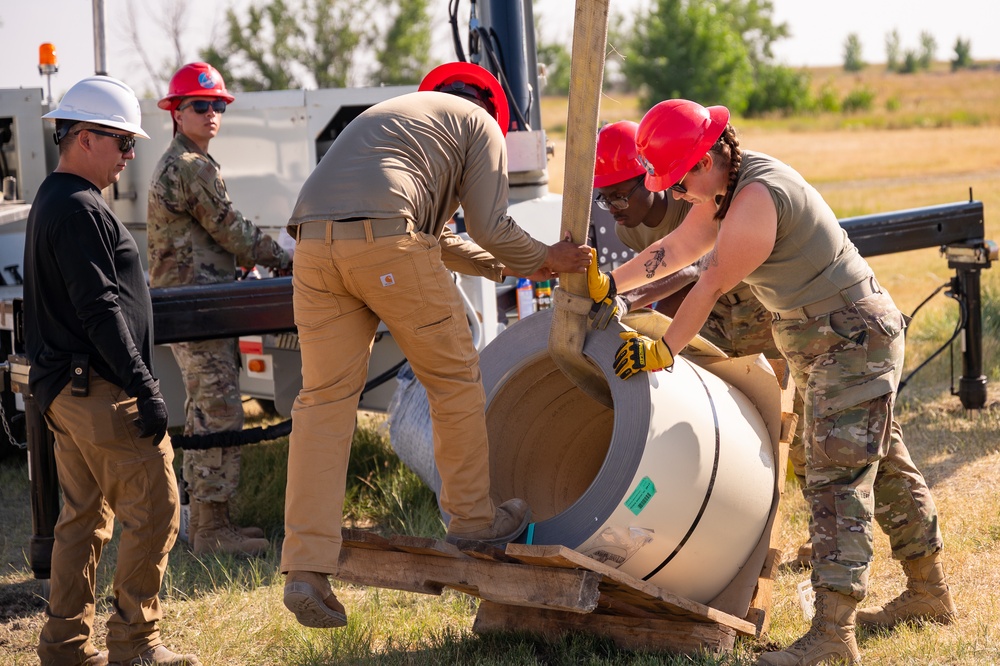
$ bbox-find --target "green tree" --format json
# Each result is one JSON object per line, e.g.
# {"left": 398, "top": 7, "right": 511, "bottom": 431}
{"left": 619, "top": 0, "right": 755, "bottom": 114}
{"left": 373, "top": 0, "right": 432, "bottom": 85}
{"left": 536, "top": 40, "right": 572, "bottom": 95}
{"left": 952, "top": 37, "right": 973, "bottom": 71}
{"left": 919, "top": 31, "right": 937, "bottom": 70}
{"left": 843, "top": 33, "right": 865, "bottom": 72}
{"left": 199, "top": 0, "right": 397, "bottom": 91}
{"left": 885, "top": 29, "right": 901, "bottom": 71}
{"left": 744, "top": 63, "right": 811, "bottom": 117}
{"left": 901, "top": 49, "right": 919, "bottom": 74}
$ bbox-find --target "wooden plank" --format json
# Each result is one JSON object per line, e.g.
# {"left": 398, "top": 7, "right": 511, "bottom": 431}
{"left": 474, "top": 601, "right": 737, "bottom": 654}
{"left": 504, "top": 543, "right": 756, "bottom": 636}
{"left": 341, "top": 529, "right": 465, "bottom": 558}
{"left": 337, "top": 546, "right": 602, "bottom": 613}
{"left": 745, "top": 546, "right": 782, "bottom": 635}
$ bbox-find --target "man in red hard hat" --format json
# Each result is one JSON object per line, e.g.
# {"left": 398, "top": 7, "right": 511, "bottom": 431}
{"left": 278, "top": 62, "right": 591, "bottom": 629}
{"left": 148, "top": 62, "right": 292, "bottom": 558}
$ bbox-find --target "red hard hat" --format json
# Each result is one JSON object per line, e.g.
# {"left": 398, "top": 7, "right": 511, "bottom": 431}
{"left": 419, "top": 62, "right": 510, "bottom": 136}
{"left": 594, "top": 121, "right": 646, "bottom": 188}
{"left": 635, "top": 100, "right": 730, "bottom": 192}
{"left": 158, "top": 62, "right": 235, "bottom": 111}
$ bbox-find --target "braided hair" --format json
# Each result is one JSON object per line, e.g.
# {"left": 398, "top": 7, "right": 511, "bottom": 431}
{"left": 709, "top": 124, "right": 742, "bottom": 222}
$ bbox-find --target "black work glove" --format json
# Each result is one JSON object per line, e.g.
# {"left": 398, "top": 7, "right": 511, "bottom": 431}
{"left": 135, "top": 389, "right": 168, "bottom": 446}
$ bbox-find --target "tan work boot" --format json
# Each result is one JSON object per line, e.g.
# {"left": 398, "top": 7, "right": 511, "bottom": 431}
{"left": 192, "top": 499, "right": 269, "bottom": 556}
{"left": 283, "top": 570, "right": 348, "bottom": 628}
{"left": 82, "top": 650, "right": 108, "bottom": 665}
{"left": 755, "top": 588, "right": 861, "bottom": 665}
{"left": 186, "top": 500, "right": 264, "bottom": 549}
{"left": 857, "top": 552, "right": 956, "bottom": 628}
{"left": 108, "top": 644, "right": 201, "bottom": 665}
{"left": 445, "top": 498, "right": 531, "bottom": 545}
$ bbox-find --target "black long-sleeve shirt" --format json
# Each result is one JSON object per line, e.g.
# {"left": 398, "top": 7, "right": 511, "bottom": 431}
{"left": 24, "top": 172, "right": 158, "bottom": 414}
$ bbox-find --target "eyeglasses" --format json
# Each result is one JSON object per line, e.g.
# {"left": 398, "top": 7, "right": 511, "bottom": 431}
{"left": 594, "top": 178, "right": 644, "bottom": 211}
{"left": 76, "top": 128, "right": 136, "bottom": 153}
{"left": 668, "top": 172, "right": 688, "bottom": 195}
{"left": 178, "top": 99, "right": 228, "bottom": 114}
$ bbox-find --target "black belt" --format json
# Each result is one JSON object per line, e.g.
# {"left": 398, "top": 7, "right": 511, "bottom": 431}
{"left": 772, "top": 276, "right": 881, "bottom": 321}
{"left": 718, "top": 284, "right": 754, "bottom": 306}
{"left": 292, "top": 218, "right": 410, "bottom": 242}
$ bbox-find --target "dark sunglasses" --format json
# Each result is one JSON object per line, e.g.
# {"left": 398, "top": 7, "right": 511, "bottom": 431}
{"left": 76, "top": 128, "right": 136, "bottom": 153}
{"left": 178, "top": 99, "right": 228, "bottom": 114}
{"left": 668, "top": 172, "right": 688, "bottom": 195}
{"left": 594, "top": 177, "right": 644, "bottom": 211}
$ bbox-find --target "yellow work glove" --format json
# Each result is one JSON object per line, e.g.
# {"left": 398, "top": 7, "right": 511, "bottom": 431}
{"left": 614, "top": 331, "right": 674, "bottom": 380}
{"left": 587, "top": 248, "right": 623, "bottom": 329}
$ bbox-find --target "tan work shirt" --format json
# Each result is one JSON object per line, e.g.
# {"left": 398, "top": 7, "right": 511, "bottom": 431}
{"left": 288, "top": 91, "right": 548, "bottom": 279}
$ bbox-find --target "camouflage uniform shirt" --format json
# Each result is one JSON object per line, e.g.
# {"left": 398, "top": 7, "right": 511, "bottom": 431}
{"left": 147, "top": 133, "right": 290, "bottom": 287}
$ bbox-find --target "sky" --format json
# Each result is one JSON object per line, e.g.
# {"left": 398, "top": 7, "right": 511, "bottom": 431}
{"left": 1, "top": 0, "right": 996, "bottom": 101}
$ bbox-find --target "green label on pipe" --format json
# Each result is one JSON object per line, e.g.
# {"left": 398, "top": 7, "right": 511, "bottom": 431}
{"left": 625, "top": 477, "right": 656, "bottom": 515}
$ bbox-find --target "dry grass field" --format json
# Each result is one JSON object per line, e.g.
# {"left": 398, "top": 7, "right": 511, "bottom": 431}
{"left": 2, "top": 64, "right": 1000, "bottom": 665}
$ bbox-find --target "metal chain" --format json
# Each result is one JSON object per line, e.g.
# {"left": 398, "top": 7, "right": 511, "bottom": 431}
{"left": 0, "top": 395, "right": 26, "bottom": 450}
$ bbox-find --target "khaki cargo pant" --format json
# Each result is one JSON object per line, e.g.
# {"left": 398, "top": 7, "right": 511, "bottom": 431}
{"left": 280, "top": 227, "right": 496, "bottom": 575}
{"left": 38, "top": 375, "right": 179, "bottom": 664}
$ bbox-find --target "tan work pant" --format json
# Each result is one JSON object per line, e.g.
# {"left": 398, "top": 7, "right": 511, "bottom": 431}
{"left": 37, "top": 375, "right": 179, "bottom": 664}
{"left": 281, "top": 229, "right": 495, "bottom": 575}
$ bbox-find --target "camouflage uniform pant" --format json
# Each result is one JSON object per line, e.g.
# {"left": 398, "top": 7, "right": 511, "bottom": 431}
{"left": 773, "top": 289, "right": 942, "bottom": 600}
{"left": 700, "top": 285, "right": 781, "bottom": 358}
{"left": 170, "top": 339, "right": 244, "bottom": 503}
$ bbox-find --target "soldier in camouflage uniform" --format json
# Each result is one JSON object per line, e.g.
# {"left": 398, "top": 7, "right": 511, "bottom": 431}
{"left": 148, "top": 63, "right": 291, "bottom": 557}
{"left": 587, "top": 100, "right": 955, "bottom": 666}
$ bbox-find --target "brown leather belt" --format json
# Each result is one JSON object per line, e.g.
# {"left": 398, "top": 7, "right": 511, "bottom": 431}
{"left": 772, "top": 275, "right": 881, "bottom": 321}
{"left": 292, "top": 218, "right": 410, "bottom": 242}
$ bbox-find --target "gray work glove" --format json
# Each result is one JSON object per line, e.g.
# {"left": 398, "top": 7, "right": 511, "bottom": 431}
{"left": 135, "top": 389, "right": 168, "bottom": 446}
{"left": 589, "top": 293, "right": 630, "bottom": 330}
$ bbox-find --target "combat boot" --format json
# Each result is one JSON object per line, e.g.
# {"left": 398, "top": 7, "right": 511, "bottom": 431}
{"left": 857, "top": 552, "right": 956, "bottom": 628}
{"left": 108, "top": 645, "right": 201, "bottom": 665}
{"left": 755, "top": 588, "right": 861, "bottom": 665}
{"left": 186, "top": 500, "right": 264, "bottom": 549}
{"left": 445, "top": 498, "right": 531, "bottom": 545}
{"left": 192, "top": 499, "right": 269, "bottom": 556}
{"left": 283, "top": 570, "right": 348, "bottom": 629}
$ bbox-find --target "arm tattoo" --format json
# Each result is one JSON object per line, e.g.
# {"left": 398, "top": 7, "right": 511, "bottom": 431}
{"left": 644, "top": 248, "right": 667, "bottom": 279}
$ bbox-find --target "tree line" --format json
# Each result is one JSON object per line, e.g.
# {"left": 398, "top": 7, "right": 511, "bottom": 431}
{"left": 130, "top": 0, "right": 979, "bottom": 118}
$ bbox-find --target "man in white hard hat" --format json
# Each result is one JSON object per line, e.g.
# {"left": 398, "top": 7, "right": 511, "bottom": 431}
{"left": 25, "top": 75, "right": 200, "bottom": 666}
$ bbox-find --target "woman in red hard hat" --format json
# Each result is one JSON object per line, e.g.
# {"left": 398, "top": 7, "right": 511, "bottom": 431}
{"left": 586, "top": 99, "right": 954, "bottom": 665}
{"left": 148, "top": 62, "right": 290, "bottom": 559}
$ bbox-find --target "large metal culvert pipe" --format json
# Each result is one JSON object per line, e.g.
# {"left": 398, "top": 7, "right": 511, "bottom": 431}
{"left": 479, "top": 311, "right": 777, "bottom": 604}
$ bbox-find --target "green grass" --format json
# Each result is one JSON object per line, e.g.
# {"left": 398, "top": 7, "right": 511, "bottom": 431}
{"left": 4, "top": 66, "right": 1000, "bottom": 663}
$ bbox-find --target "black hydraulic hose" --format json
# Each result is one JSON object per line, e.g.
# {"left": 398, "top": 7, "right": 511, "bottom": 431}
{"left": 449, "top": 0, "right": 466, "bottom": 62}
{"left": 898, "top": 286, "right": 966, "bottom": 395}
{"left": 170, "top": 357, "right": 410, "bottom": 450}
{"left": 475, "top": 26, "right": 531, "bottom": 131}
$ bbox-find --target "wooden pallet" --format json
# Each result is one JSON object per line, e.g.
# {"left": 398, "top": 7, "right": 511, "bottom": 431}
{"left": 339, "top": 527, "right": 758, "bottom": 654}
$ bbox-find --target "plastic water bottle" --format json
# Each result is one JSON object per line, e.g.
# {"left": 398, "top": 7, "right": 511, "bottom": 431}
{"left": 516, "top": 278, "right": 536, "bottom": 319}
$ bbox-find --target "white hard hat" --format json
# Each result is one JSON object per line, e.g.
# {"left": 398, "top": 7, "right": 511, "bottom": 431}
{"left": 42, "top": 75, "right": 150, "bottom": 139}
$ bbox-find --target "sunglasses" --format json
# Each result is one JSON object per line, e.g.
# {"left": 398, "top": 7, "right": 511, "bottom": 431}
{"left": 178, "top": 99, "right": 228, "bottom": 114}
{"left": 76, "top": 128, "right": 136, "bottom": 153}
{"left": 668, "top": 172, "right": 688, "bottom": 195}
{"left": 595, "top": 178, "right": 644, "bottom": 211}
